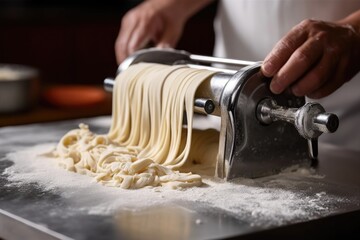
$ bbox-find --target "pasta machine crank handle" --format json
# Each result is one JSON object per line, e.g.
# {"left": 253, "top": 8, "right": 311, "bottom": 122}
{"left": 257, "top": 98, "right": 339, "bottom": 140}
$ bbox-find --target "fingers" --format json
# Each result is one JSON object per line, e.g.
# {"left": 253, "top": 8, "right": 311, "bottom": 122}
{"left": 128, "top": 20, "right": 152, "bottom": 53}
{"left": 115, "top": 2, "right": 165, "bottom": 64}
{"left": 262, "top": 21, "right": 308, "bottom": 77}
{"left": 307, "top": 58, "right": 348, "bottom": 99}
{"left": 114, "top": 0, "right": 191, "bottom": 64}
{"left": 291, "top": 48, "right": 338, "bottom": 97}
{"left": 156, "top": 23, "right": 182, "bottom": 49}
{"left": 115, "top": 13, "right": 140, "bottom": 64}
{"left": 270, "top": 37, "right": 324, "bottom": 94}
{"left": 262, "top": 19, "right": 358, "bottom": 98}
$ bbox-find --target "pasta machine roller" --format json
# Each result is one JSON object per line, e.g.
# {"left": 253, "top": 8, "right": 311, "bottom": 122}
{"left": 104, "top": 48, "right": 339, "bottom": 180}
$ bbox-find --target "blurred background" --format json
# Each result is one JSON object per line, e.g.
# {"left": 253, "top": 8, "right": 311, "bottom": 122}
{"left": 0, "top": 0, "right": 217, "bottom": 126}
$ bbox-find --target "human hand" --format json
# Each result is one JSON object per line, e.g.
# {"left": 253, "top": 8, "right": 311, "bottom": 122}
{"left": 261, "top": 19, "right": 360, "bottom": 99}
{"left": 115, "top": 1, "right": 186, "bottom": 64}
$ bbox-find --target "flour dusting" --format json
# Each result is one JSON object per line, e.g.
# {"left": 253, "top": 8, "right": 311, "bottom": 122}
{"left": 3, "top": 144, "right": 348, "bottom": 227}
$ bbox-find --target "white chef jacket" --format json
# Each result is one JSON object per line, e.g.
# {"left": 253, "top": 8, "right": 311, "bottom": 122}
{"left": 214, "top": 0, "right": 360, "bottom": 151}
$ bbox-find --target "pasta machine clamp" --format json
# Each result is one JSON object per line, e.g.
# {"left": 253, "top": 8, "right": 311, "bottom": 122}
{"left": 104, "top": 48, "right": 339, "bottom": 180}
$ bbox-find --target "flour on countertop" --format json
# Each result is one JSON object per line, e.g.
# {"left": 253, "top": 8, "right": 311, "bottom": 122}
{"left": 2, "top": 144, "right": 348, "bottom": 227}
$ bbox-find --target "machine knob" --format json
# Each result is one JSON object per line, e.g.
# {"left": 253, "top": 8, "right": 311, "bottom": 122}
{"left": 194, "top": 98, "right": 215, "bottom": 114}
{"left": 257, "top": 98, "right": 339, "bottom": 140}
{"left": 313, "top": 113, "right": 339, "bottom": 133}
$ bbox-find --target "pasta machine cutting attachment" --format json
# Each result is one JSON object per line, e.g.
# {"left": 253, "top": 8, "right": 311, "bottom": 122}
{"left": 104, "top": 48, "right": 339, "bottom": 180}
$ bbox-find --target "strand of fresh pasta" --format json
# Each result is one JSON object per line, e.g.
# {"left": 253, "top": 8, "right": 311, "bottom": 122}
{"left": 53, "top": 63, "right": 218, "bottom": 189}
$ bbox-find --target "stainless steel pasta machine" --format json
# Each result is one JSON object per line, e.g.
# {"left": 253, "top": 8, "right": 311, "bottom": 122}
{"left": 104, "top": 48, "right": 339, "bottom": 180}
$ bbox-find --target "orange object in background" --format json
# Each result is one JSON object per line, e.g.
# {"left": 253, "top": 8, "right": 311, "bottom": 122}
{"left": 43, "top": 85, "right": 107, "bottom": 108}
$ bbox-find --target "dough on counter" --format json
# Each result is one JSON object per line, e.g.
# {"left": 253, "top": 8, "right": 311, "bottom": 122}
{"left": 53, "top": 63, "right": 219, "bottom": 189}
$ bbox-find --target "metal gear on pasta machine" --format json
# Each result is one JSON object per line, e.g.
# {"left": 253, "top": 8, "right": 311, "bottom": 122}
{"left": 104, "top": 48, "right": 339, "bottom": 180}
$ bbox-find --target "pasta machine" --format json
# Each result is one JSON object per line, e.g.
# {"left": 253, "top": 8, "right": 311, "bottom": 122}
{"left": 104, "top": 48, "right": 339, "bottom": 180}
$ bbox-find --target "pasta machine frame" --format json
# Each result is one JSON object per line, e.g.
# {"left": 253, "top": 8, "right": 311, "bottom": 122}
{"left": 104, "top": 48, "right": 339, "bottom": 180}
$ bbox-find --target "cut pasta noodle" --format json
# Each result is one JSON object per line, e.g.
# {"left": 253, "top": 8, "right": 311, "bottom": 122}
{"left": 52, "top": 63, "right": 219, "bottom": 189}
